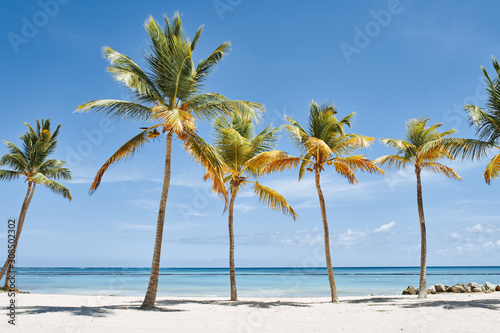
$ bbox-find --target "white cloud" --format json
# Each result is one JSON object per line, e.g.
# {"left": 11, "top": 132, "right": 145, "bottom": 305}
{"left": 374, "top": 221, "right": 397, "bottom": 233}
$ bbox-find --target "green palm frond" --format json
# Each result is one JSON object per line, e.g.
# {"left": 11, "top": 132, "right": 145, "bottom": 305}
{"left": 90, "top": 126, "right": 159, "bottom": 194}
{"left": 251, "top": 181, "right": 298, "bottom": 220}
{"left": 103, "top": 46, "right": 163, "bottom": 102}
{"left": 0, "top": 169, "right": 22, "bottom": 181}
{"left": 195, "top": 42, "right": 231, "bottom": 82}
{"left": 76, "top": 99, "right": 152, "bottom": 122}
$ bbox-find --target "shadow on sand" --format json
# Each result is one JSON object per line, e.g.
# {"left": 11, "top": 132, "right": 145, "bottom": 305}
{"left": 18, "top": 304, "right": 184, "bottom": 318}
{"left": 344, "top": 296, "right": 500, "bottom": 311}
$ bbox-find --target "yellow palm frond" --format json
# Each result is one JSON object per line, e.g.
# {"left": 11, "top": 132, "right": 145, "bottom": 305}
{"left": 243, "top": 150, "right": 288, "bottom": 176}
{"left": 305, "top": 137, "right": 333, "bottom": 163}
{"left": 151, "top": 106, "right": 196, "bottom": 138}
{"left": 262, "top": 156, "right": 304, "bottom": 174}
{"left": 90, "top": 125, "right": 161, "bottom": 194}
{"left": 328, "top": 160, "right": 357, "bottom": 184}
{"left": 374, "top": 154, "right": 411, "bottom": 169}
{"left": 332, "top": 135, "right": 375, "bottom": 156}
{"left": 331, "top": 155, "right": 385, "bottom": 175}
{"left": 422, "top": 162, "right": 462, "bottom": 181}
{"left": 484, "top": 152, "right": 500, "bottom": 184}
{"left": 252, "top": 181, "right": 298, "bottom": 220}
{"left": 182, "top": 132, "right": 229, "bottom": 203}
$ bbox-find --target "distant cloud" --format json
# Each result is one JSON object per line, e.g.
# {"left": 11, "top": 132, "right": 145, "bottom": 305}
{"left": 116, "top": 222, "right": 155, "bottom": 231}
{"left": 374, "top": 221, "right": 397, "bottom": 233}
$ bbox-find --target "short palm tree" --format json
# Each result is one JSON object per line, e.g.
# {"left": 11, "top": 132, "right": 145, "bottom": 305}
{"left": 185, "top": 114, "right": 297, "bottom": 301}
{"left": 375, "top": 118, "right": 463, "bottom": 298}
{"left": 0, "top": 119, "right": 71, "bottom": 287}
{"left": 442, "top": 57, "right": 500, "bottom": 183}
{"left": 263, "top": 101, "right": 383, "bottom": 303}
{"left": 76, "top": 13, "right": 262, "bottom": 309}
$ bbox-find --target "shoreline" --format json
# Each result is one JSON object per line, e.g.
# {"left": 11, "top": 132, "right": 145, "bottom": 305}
{"left": 1, "top": 292, "right": 499, "bottom": 332}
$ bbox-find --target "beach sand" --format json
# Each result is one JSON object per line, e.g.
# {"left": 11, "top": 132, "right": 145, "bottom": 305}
{"left": 1, "top": 292, "right": 499, "bottom": 332}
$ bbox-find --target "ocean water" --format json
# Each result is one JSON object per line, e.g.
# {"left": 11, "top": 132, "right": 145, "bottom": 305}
{"left": 11, "top": 267, "right": 500, "bottom": 297}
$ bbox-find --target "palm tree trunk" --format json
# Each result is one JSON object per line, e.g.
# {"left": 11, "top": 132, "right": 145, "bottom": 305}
{"left": 416, "top": 168, "right": 427, "bottom": 299}
{"left": 228, "top": 187, "right": 238, "bottom": 301}
{"left": 315, "top": 171, "right": 339, "bottom": 303}
{"left": 1, "top": 183, "right": 36, "bottom": 286}
{"left": 140, "top": 133, "right": 173, "bottom": 309}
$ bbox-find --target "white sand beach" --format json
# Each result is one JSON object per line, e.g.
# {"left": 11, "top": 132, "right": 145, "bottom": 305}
{"left": 1, "top": 292, "right": 499, "bottom": 332}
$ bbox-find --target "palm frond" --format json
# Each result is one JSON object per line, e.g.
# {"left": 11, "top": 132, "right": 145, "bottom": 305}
{"left": 252, "top": 181, "right": 298, "bottom": 220}
{"left": 76, "top": 99, "right": 152, "bottom": 122}
{"left": 331, "top": 155, "right": 385, "bottom": 175}
{"left": 373, "top": 154, "right": 411, "bottom": 169}
{"left": 328, "top": 160, "right": 358, "bottom": 184}
{"left": 0, "top": 169, "right": 22, "bottom": 181}
{"left": 484, "top": 152, "right": 500, "bottom": 184}
{"left": 183, "top": 132, "right": 228, "bottom": 202}
{"left": 90, "top": 126, "right": 158, "bottom": 194}
{"left": 422, "top": 162, "right": 462, "bottom": 181}
{"left": 262, "top": 156, "right": 303, "bottom": 174}
{"left": 243, "top": 150, "right": 288, "bottom": 177}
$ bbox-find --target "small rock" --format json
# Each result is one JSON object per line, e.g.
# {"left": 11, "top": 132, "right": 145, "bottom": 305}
{"left": 496, "top": 285, "right": 500, "bottom": 292}
{"left": 467, "top": 282, "right": 484, "bottom": 291}
{"left": 435, "top": 283, "right": 446, "bottom": 293}
{"left": 427, "top": 285, "right": 436, "bottom": 294}
{"left": 445, "top": 285, "right": 451, "bottom": 292}
{"left": 449, "top": 284, "right": 466, "bottom": 293}
{"left": 472, "top": 287, "right": 482, "bottom": 293}
{"left": 402, "top": 285, "right": 417, "bottom": 295}
{"left": 485, "top": 282, "right": 496, "bottom": 291}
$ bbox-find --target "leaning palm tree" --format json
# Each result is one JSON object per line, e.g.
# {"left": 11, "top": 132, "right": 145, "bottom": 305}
{"left": 263, "top": 101, "right": 383, "bottom": 303}
{"left": 185, "top": 114, "right": 297, "bottom": 301}
{"left": 441, "top": 57, "right": 500, "bottom": 183}
{"left": 375, "top": 118, "right": 463, "bottom": 298}
{"left": 76, "top": 13, "right": 262, "bottom": 309}
{"left": 0, "top": 119, "right": 71, "bottom": 287}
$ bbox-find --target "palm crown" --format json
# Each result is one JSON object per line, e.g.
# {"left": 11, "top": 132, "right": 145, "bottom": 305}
{"left": 187, "top": 114, "right": 297, "bottom": 218}
{"left": 76, "top": 13, "right": 263, "bottom": 193}
{"left": 0, "top": 119, "right": 72, "bottom": 199}
{"left": 443, "top": 57, "right": 500, "bottom": 183}
{"left": 375, "top": 118, "right": 462, "bottom": 180}
{"left": 265, "top": 101, "right": 382, "bottom": 181}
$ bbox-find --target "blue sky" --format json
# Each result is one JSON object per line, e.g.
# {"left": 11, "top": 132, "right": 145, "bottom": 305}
{"left": 1, "top": 0, "right": 499, "bottom": 268}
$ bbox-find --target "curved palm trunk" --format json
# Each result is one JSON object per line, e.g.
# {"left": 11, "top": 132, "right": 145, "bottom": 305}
{"left": 228, "top": 187, "right": 238, "bottom": 301}
{"left": 140, "top": 133, "right": 173, "bottom": 309}
{"left": 1, "top": 183, "right": 36, "bottom": 286}
{"left": 416, "top": 168, "right": 427, "bottom": 299}
{"left": 315, "top": 171, "right": 339, "bottom": 303}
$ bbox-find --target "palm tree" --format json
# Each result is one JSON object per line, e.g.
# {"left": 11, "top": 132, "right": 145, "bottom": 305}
{"left": 441, "top": 57, "right": 500, "bottom": 183}
{"left": 375, "top": 118, "right": 463, "bottom": 298}
{"left": 263, "top": 101, "right": 383, "bottom": 303}
{"left": 76, "top": 13, "right": 263, "bottom": 309}
{"left": 0, "top": 119, "right": 71, "bottom": 287}
{"left": 185, "top": 114, "right": 297, "bottom": 301}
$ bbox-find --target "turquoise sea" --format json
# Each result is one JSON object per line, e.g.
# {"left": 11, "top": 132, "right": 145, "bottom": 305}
{"left": 12, "top": 266, "right": 500, "bottom": 297}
